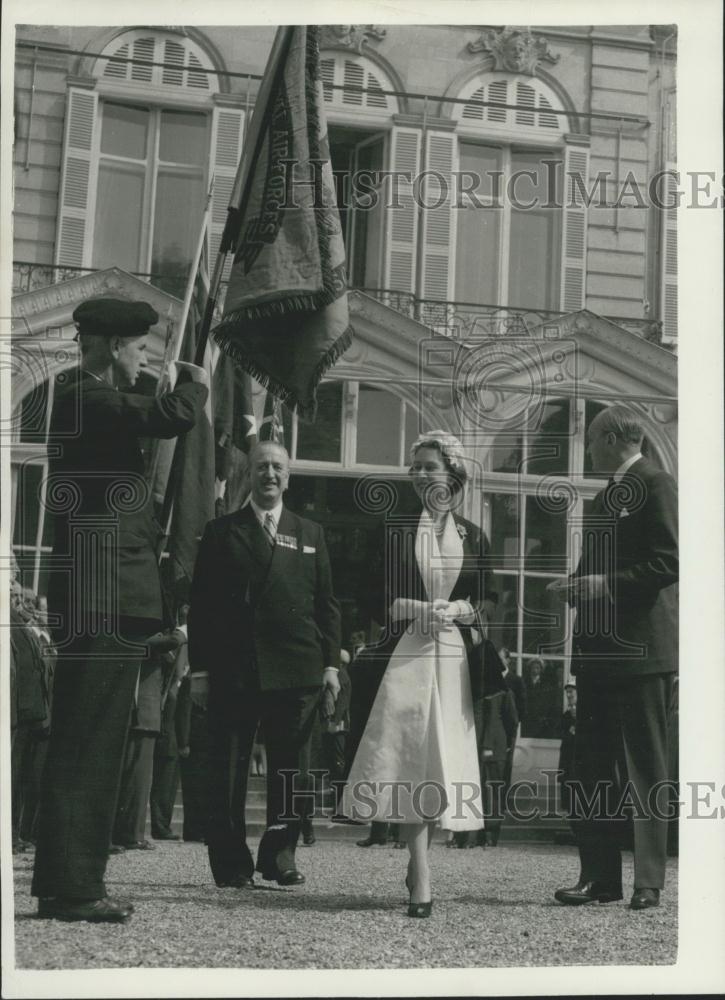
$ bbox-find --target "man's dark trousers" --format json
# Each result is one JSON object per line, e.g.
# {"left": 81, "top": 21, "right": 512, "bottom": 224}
{"left": 574, "top": 671, "right": 673, "bottom": 892}
{"left": 206, "top": 683, "right": 321, "bottom": 885}
{"left": 31, "top": 630, "right": 149, "bottom": 900}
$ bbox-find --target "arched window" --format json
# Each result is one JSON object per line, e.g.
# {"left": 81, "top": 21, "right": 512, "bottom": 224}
{"left": 55, "top": 29, "right": 244, "bottom": 296}
{"left": 318, "top": 52, "right": 399, "bottom": 119}
{"left": 451, "top": 72, "right": 588, "bottom": 314}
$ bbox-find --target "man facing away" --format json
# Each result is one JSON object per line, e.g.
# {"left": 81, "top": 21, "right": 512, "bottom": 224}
{"left": 31, "top": 297, "right": 208, "bottom": 923}
{"left": 188, "top": 441, "right": 341, "bottom": 889}
{"left": 549, "top": 404, "right": 678, "bottom": 911}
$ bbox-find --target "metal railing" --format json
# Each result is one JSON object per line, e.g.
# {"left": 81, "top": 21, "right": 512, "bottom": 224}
{"left": 12, "top": 261, "right": 663, "bottom": 345}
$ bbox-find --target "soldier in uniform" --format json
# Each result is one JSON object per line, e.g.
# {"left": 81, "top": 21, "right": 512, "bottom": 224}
{"left": 31, "top": 296, "right": 208, "bottom": 923}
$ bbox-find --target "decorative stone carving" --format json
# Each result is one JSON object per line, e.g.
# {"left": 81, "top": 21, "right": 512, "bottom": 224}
{"left": 468, "top": 26, "right": 560, "bottom": 75}
{"left": 319, "top": 25, "right": 387, "bottom": 53}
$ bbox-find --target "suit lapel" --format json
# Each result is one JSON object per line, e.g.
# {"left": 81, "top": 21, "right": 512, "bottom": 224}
{"left": 229, "top": 504, "right": 274, "bottom": 601}
{"left": 257, "top": 506, "right": 300, "bottom": 601}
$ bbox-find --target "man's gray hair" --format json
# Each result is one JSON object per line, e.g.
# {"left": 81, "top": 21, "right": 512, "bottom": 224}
{"left": 593, "top": 405, "right": 644, "bottom": 445}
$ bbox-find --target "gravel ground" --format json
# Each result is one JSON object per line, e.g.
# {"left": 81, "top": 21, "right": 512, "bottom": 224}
{"left": 11, "top": 840, "right": 677, "bottom": 970}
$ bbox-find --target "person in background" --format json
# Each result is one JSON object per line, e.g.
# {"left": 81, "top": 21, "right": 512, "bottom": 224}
{"left": 150, "top": 608, "right": 191, "bottom": 841}
{"left": 500, "top": 647, "right": 525, "bottom": 807}
{"left": 113, "top": 628, "right": 186, "bottom": 851}
{"left": 556, "top": 678, "right": 577, "bottom": 843}
{"left": 176, "top": 663, "right": 210, "bottom": 844}
{"left": 10, "top": 583, "right": 49, "bottom": 854}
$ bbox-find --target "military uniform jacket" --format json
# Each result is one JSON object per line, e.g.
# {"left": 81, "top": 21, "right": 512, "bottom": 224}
{"left": 46, "top": 369, "right": 207, "bottom": 631}
{"left": 570, "top": 457, "right": 678, "bottom": 679}
{"left": 188, "top": 504, "right": 341, "bottom": 694}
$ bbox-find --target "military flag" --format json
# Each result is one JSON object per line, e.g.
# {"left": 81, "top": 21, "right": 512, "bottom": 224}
{"left": 211, "top": 25, "right": 352, "bottom": 421}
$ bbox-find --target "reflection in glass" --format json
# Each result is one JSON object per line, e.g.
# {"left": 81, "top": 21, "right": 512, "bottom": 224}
{"left": 524, "top": 494, "right": 568, "bottom": 573}
{"left": 486, "top": 573, "right": 519, "bottom": 654}
{"left": 488, "top": 492, "right": 520, "bottom": 560}
{"left": 93, "top": 162, "right": 145, "bottom": 272}
{"left": 296, "top": 382, "right": 343, "bottom": 462}
{"left": 522, "top": 575, "right": 567, "bottom": 657}
{"left": 508, "top": 152, "right": 561, "bottom": 310}
{"left": 491, "top": 432, "right": 524, "bottom": 474}
{"left": 159, "top": 109, "right": 206, "bottom": 164}
{"left": 526, "top": 399, "right": 569, "bottom": 476}
{"left": 101, "top": 103, "right": 148, "bottom": 159}
{"left": 520, "top": 658, "right": 563, "bottom": 739}
{"left": 13, "top": 464, "right": 43, "bottom": 546}
{"left": 151, "top": 169, "right": 205, "bottom": 282}
{"left": 357, "top": 385, "right": 401, "bottom": 465}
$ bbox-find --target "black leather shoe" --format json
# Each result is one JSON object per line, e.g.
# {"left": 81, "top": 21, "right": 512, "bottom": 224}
{"left": 152, "top": 832, "right": 181, "bottom": 841}
{"left": 216, "top": 876, "right": 255, "bottom": 889}
{"left": 302, "top": 832, "right": 316, "bottom": 846}
{"left": 356, "top": 837, "right": 386, "bottom": 847}
{"left": 109, "top": 844, "right": 126, "bottom": 854}
{"left": 38, "top": 896, "right": 132, "bottom": 923}
{"left": 275, "top": 868, "right": 305, "bottom": 886}
{"left": 408, "top": 900, "right": 433, "bottom": 918}
{"left": 122, "top": 840, "right": 156, "bottom": 851}
{"left": 630, "top": 887, "right": 660, "bottom": 910}
{"left": 554, "top": 881, "right": 623, "bottom": 905}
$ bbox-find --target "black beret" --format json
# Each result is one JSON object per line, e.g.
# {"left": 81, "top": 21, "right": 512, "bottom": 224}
{"left": 72, "top": 297, "right": 159, "bottom": 338}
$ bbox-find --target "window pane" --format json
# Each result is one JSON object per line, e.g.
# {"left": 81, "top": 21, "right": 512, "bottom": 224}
{"left": 455, "top": 143, "right": 501, "bottom": 303}
{"left": 101, "top": 103, "right": 148, "bottom": 159}
{"left": 526, "top": 399, "right": 570, "bottom": 476}
{"left": 486, "top": 573, "right": 519, "bottom": 654}
{"left": 509, "top": 208, "right": 560, "bottom": 309}
{"left": 488, "top": 492, "right": 521, "bottom": 560}
{"left": 404, "top": 403, "right": 420, "bottom": 460}
{"left": 18, "top": 378, "right": 51, "bottom": 442}
{"left": 520, "top": 658, "right": 564, "bottom": 739}
{"left": 159, "top": 109, "right": 207, "bottom": 165}
{"left": 522, "top": 575, "right": 567, "bottom": 657}
{"left": 296, "top": 382, "right": 343, "bottom": 462}
{"left": 351, "top": 135, "right": 385, "bottom": 288}
{"left": 151, "top": 169, "right": 205, "bottom": 281}
{"left": 357, "top": 385, "right": 401, "bottom": 465}
{"left": 524, "top": 494, "right": 568, "bottom": 573}
{"left": 491, "top": 430, "right": 524, "bottom": 473}
{"left": 13, "top": 463, "right": 44, "bottom": 546}
{"left": 92, "top": 161, "right": 145, "bottom": 271}
{"left": 508, "top": 153, "right": 561, "bottom": 309}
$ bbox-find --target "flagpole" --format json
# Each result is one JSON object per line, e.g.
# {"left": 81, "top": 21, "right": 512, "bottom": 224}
{"left": 192, "top": 25, "right": 294, "bottom": 368}
{"left": 159, "top": 26, "right": 296, "bottom": 564}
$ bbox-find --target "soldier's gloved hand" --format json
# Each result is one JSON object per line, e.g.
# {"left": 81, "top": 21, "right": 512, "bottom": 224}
{"left": 170, "top": 360, "right": 209, "bottom": 386}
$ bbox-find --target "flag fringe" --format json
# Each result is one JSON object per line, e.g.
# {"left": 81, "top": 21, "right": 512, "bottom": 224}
{"left": 212, "top": 323, "right": 353, "bottom": 422}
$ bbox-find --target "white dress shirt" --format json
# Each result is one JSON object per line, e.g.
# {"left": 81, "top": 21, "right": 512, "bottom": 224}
{"left": 613, "top": 452, "right": 643, "bottom": 482}
{"left": 249, "top": 498, "right": 283, "bottom": 531}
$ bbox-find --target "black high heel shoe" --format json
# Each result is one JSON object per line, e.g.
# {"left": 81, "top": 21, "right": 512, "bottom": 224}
{"left": 408, "top": 899, "right": 433, "bottom": 918}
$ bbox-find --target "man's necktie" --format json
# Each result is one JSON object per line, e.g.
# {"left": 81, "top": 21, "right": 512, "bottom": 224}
{"left": 263, "top": 512, "right": 277, "bottom": 546}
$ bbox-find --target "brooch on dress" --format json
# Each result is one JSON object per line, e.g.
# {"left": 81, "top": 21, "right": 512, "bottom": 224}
{"left": 455, "top": 523, "right": 467, "bottom": 541}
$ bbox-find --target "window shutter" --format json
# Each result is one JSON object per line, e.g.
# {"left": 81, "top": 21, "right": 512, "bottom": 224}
{"left": 559, "top": 143, "right": 590, "bottom": 312}
{"left": 209, "top": 106, "right": 246, "bottom": 283}
{"left": 660, "top": 163, "right": 677, "bottom": 344}
{"left": 54, "top": 87, "right": 99, "bottom": 268}
{"left": 419, "top": 130, "right": 457, "bottom": 303}
{"left": 383, "top": 126, "right": 421, "bottom": 295}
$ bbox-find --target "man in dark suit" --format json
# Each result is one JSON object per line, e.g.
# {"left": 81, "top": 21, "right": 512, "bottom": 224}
{"left": 31, "top": 297, "right": 208, "bottom": 923}
{"left": 188, "top": 440, "right": 341, "bottom": 889}
{"left": 550, "top": 405, "right": 678, "bottom": 911}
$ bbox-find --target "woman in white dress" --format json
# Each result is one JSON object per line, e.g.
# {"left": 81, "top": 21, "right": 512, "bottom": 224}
{"left": 343, "top": 431, "right": 494, "bottom": 917}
